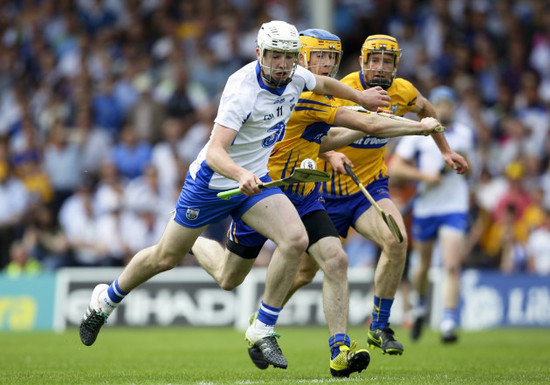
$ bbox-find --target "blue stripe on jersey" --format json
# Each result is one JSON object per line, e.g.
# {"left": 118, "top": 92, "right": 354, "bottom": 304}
{"left": 293, "top": 106, "right": 325, "bottom": 112}
{"left": 255, "top": 62, "right": 286, "bottom": 96}
{"left": 296, "top": 98, "right": 333, "bottom": 107}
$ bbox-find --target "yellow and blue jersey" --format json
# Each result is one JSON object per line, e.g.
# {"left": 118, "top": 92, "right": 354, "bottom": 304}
{"left": 268, "top": 91, "right": 339, "bottom": 197}
{"left": 318, "top": 71, "right": 418, "bottom": 196}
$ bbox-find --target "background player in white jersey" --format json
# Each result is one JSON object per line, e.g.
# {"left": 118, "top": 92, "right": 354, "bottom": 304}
{"left": 78, "top": 20, "right": 393, "bottom": 370}
{"left": 191, "top": 29, "right": 444, "bottom": 376}
{"left": 388, "top": 86, "right": 474, "bottom": 343}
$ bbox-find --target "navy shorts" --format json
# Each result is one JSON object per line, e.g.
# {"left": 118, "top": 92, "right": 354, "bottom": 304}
{"left": 323, "top": 176, "right": 390, "bottom": 238}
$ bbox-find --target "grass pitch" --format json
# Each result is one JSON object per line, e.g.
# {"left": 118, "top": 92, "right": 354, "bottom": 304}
{"left": 1, "top": 326, "right": 549, "bottom": 384}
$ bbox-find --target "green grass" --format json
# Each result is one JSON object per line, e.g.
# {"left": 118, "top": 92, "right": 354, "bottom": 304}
{"left": 1, "top": 326, "right": 549, "bottom": 384}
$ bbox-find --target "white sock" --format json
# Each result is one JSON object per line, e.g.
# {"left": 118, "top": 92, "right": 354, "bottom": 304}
{"left": 252, "top": 319, "right": 274, "bottom": 334}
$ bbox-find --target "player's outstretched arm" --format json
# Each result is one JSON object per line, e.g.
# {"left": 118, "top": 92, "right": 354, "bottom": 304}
{"left": 335, "top": 107, "right": 443, "bottom": 137}
{"left": 312, "top": 74, "right": 391, "bottom": 111}
{"left": 318, "top": 111, "right": 443, "bottom": 153}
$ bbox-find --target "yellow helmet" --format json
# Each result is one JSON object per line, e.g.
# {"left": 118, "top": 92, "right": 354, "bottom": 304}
{"left": 361, "top": 34, "right": 402, "bottom": 89}
{"left": 299, "top": 29, "right": 342, "bottom": 78}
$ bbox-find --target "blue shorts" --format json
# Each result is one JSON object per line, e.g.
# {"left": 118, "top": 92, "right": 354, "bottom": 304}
{"left": 174, "top": 172, "right": 283, "bottom": 228}
{"left": 411, "top": 213, "right": 468, "bottom": 241}
{"left": 229, "top": 189, "right": 327, "bottom": 248}
{"left": 323, "top": 176, "right": 390, "bottom": 238}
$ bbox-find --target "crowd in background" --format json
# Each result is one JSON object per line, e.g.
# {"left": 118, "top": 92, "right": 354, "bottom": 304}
{"left": 1, "top": 0, "right": 549, "bottom": 277}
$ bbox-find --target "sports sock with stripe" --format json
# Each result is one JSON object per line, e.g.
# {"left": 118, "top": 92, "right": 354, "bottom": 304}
{"left": 256, "top": 300, "right": 281, "bottom": 327}
{"left": 329, "top": 333, "right": 350, "bottom": 359}
{"left": 100, "top": 279, "right": 128, "bottom": 315}
{"left": 370, "top": 296, "right": 394, "bottom": 330}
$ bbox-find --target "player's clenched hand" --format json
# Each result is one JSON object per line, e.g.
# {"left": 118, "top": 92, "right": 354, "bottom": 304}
{"left": 420, "top": 117, "right": 445, "bottom": 135}
{"left": 237, "top": 169, "right": 262, "bottom": 196}
{"left": 357, "top": 86, "right": 391, "bottom": 111}
{"left": 442, "top": 151, "right": 469, "bottom": 175}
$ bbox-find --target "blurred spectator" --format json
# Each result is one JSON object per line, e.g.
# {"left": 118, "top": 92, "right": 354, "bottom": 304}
{"left": 164, "top": 67, "right": 199, "bottom": 130}
{"left": 92, "top": 76, "right": 125, "bottom": 138}
{"left": 4, "top": 240, "right": 41, "bottom": 278}
{"left": 514, "top": 71, "right": 549, "bottom": 176}
{"left": 529, "top": 17, "right": 550, "bottom": 103}
{"left": 125, "top": 205, "right": 166, "bottom": 254}
{"left": 22, "top": 204, "right": 72, "bottom": 271}
{"left": 151, "top": 118, "right": 188, "bottom": 193}
{"left": 124, "top": 163, "right": 176, "bottom": 220}
{"left": 71, "top": 109, "right": 113, "bottom": 178}
{"left": 93, "top": 192, "right": 133, "bottom": 266}
{"left": 526, "top": 208, "right": 550, "bottom": 275}
{"left": 499, "top": 204, "right": 529, "bottom": 274}
{"left": 179, "top": 103, "right": 215, "bottom": 165}
{"left": 58, "top": 177, "right": 105, "bottom": 266}
{"left": 43, "top": 122, "right": 83, "bottom": 214}
{"left": 0, "top": 158, "right": 30, "bottom": 270}
{"left": 110, "top": 123, "right": 152, "bottom": 180}
{"left": 94, "top": 159, "right": 127, "bottom": 216}
{"left": 482, "top": 161, "right": 543, "bottom": 266}
{"left": 15, "top": 155, "right": 54, "bottom": 209}
{"left": 127, "top": 73, "right": 166, "bottom": 144}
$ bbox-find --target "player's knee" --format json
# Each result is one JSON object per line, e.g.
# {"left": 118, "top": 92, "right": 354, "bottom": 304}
{"left": 281, "top": 229, "right": 309, "bottom": 256}
{"left": 385, "top": 232, "right": 408, "bottom": 258}
{"left": 321, "top": 248, "right": 348, "bottom": 279}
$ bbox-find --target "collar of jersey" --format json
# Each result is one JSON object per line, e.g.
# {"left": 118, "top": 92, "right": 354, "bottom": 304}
{"left": 256, "top": 62, "right": 287, "bottom": 96}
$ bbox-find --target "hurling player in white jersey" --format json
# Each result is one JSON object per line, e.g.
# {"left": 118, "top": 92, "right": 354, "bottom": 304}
{"left": 388, "top": 86, "right": 474, "bottom": 344}
{"left": 79, "top": 20, "right": 392, "bottom": 369}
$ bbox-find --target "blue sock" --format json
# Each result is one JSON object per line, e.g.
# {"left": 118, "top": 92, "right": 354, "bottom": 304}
{"left": 257, "top": 301, "right": 281, "bottom": 326}
{"left": 370, "top": 296, "right": 394, "bottom": 330}
{"left": 107, "top": 279, "right": 129, "bottom": 305}
{"left": 442, "top": 308, "right": 459, "bottom": 325}
{"left": 329, "top": 333, "right": 350, "bottom": 359}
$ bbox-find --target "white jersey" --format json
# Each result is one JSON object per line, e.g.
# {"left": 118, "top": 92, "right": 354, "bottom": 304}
{"left": 189, "top": 61, "right": 316, "bottom": 190}
{"left": 395, "top": 121, "right": 474, "bottom": 217}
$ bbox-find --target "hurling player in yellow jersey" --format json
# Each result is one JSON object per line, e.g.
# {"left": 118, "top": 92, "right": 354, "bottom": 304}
{"left": 308, "top": 34, "right": 469, "bottom": 355}
{"left": 191, "top": 30, "right": 445, "bottom": 376}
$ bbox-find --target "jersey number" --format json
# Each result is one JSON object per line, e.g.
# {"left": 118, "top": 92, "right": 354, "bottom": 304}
{"left": 263, "top": 122, "right": 286, "bottom": 148}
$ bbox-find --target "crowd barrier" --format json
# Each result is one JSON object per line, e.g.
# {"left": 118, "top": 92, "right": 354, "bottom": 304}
{"left": 1, "top": 267, "right": 549, "bottom": 332}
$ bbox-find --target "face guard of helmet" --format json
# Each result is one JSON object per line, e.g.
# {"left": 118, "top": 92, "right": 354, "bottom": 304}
{"left": 299, "top": 29, "right": 342, "bottom": 78}
{"left": 257, "top": 21, "right": 300, "bottom": 88}
{"left": 361, "top": 34, "right": 402, "bottom": 90}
